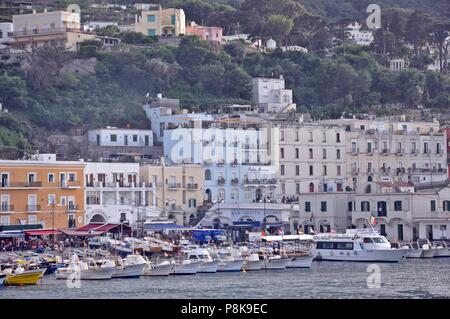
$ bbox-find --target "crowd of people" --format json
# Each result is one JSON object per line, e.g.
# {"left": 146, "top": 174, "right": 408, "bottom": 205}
{"left": 0, "top": 237, "right": 86, "bottom": 253}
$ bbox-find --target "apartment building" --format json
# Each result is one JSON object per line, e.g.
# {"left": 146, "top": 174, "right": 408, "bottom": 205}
{"left": 0, "top": 154, "right": 85, "bottom": 229}
{"left": 185, "top": 22, "right": 222, "bottom": 43}
{"left": 252, "top": 76, "right": 296, "bottom": 114}
{"left": 276, "top": 124, "right": 347, "bottom": 198}
{"left": 134, "top": 6, "right": 185, "bottom": 37}
{"left": 139, "top": 158, "right": 204, "bottom": 225}
{"left": 12, "top": 9, "right": 97, "bottom": 51}
{"left": 163, "top": 125, "right": 279, "bottom": 205}
{"left": 84, "top": 162, "right": 160, "bottom": 226}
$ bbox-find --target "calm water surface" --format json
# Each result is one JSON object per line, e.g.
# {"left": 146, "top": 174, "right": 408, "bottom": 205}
{"left": 1, "top": 259, "right": 450, "bottom": 299}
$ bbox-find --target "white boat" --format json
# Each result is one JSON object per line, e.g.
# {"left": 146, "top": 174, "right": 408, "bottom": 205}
{"left": 313, "top": 228, "right": 407, "bottom": 262}
{"left": 142, "top": 259, "right": 173, "bottom": 276}
{"left": 171, "top": 259, "right": 199, "bottom": 275}
{"left": 186, "top": 247, "right": 219, "bottom": 273}
{"left": 243, "top": 253, "right": 264, "bottom": 271}
{"left": 263, "top": 254, "right": 291, "bottom": 270}
{"left": 400, "top": 243, "right": 423, "bottom": 258}
{"left": 215, "top": 246, "right": 244, "bottom": 272}
{"left": 112, "top": 254, "right": 146, "bottom": 278}
{"left": 433, "top": 241, "right": 450, "bottom": 258}
{"left": 418, "top": 240, "right": 437, "bottom": 258}
{"left": 55, "top": 255, "right": 115, "bottom": 280}
{"left": 286, "top": 254, "right": 315, "bottom": 268}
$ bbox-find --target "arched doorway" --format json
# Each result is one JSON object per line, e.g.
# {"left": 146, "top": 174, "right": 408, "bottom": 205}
{"left": 205, "top": 169, "right": 211, "bottom": 181}
{"left": 255, "top": 187, "right": 262, "bottom": 202}
{"left": 205, "top": 189, "right": 212, "bottom": 203}
{"left": 90, "top": 214, "right": 106, "bottom": 223}
{"left": 189, "top": 214, "right": 196, "bottom": 225}
{"left": 309, "top": 183, "right": 314, "bottom": 193}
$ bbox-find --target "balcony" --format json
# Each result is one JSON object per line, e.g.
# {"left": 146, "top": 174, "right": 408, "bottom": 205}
{"left": 243, "top": 178, "right": 277, "bottom": 186}
{"left": 1, "top": 181, "right": 43, "bottom": 188}
{"left": 61, "top": 181, "right": 79, "bottom": 189}
{"left": 409, "top": 168, "right": 447, "bottom": 174}
{"left": 12, "top": 28, "right": 78, "bottom": 37}
{"left": 217, "top": 178, "right": 226, "bottom": 186}
{"left": 187, "top": 183, "right": 198, "bottom": 190}
{"left": 27, "top": 205, "right": 41, "bottom": 212}
{"left": 168, "top": 183, "right": 181, "bottom": 190}
{"left": 381, "top": 149, "right": 389, "bottom": 156}
{"left": 231, "top": 178, "right": 239, "bottom": 185}
{"left": 0, "top": 205, "right": 14, "bottom": 213}
{"left": 68, "top": 204, "right": 79, "bottom": 212}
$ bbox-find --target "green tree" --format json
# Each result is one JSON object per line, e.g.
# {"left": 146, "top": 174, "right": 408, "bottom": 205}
{"left": 265, "top": 15, "right": 294, "bottom": 46}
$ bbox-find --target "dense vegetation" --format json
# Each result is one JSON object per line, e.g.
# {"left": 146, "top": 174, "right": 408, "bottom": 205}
{"left": 0, "top": 0, "right": 449, "bottom": 155}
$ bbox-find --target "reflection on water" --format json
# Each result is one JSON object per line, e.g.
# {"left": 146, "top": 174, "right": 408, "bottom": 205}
{"left": 1, "top": 259, "right": 450, "bottom": 299}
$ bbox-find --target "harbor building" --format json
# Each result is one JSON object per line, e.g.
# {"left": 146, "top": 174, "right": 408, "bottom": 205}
{"left": 276, "top": 123, "right": 347, "bottom": 199}
{"left": 134, "top": 5, "right": 185, "bottom": 37}
{"left": 0, "top": 153, "right": 85, "bottom": 230}
{"left": 84, "top": 162, "right": 160, "bottom": 226}
{"left": 163, "top": 124, "right": 280, "bottom": 205}
{"left": 252, "top": 76, "right": 296, "bottom": 114}
{"left": 139, "top": 158, "right": 204, "bottom": 226}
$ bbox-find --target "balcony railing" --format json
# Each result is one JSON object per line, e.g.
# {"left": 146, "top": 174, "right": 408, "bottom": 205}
{"left": 243, "top": 178, "right": 277, "bottom": 185}
{"left": 61, "top": 181, "right": 79, "bottom": 188}
{"left": 187, "top": 183, "right": 198, "bottom": 190}
{"left": 0, "top": 205, "right": 14, "bottom": 212}
{"left": 168, "top": 183, "right": 181, "bottom": 189}
{"left": 68, "top": 204, "right": 79, "bottom": 211}
{"left": 1, "top": 181, "right": 43, "bottom": 188}
{"left": 27, "top": 205, "right": 41, "bottom": 212}
{"left": 217, "top": 178, "right": 226, "bottom": 185}
{"left": 12, "top": 27, "right": 80, "bottom": 37}
{"left": 231, "top": 178, "right": 239, "bottom": 185}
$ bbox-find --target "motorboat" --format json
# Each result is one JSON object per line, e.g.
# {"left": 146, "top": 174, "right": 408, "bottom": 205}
{"left": 142, "top": 259, "right": 173, "bottom": 276}
{"left": 214, "top": 246, "right": 244, "bottom": 272}
{"left": 112, "top": 254, "right": 146, "bottom": 278}
{"left": 170, "top": 259, "right": 200, "bottom": 275}
{"left": 2, "top": 265, "right": 45, "bottom": 285}
{"left": 400, "top": 243, "right": 423, "bottom": 258}
{"left": 55, "top": 254, "right": 115, "bottom": 280}
{"left": 417, "top": 239, "right": 437, "bottom": 258}
{"left": 433, "top": 241, "right": 450, "bottom": 258}
{"left": 313, "top": 228, "right": 407, "bottom": 262}
{"left": 242, "top": 253, "right": 264, "bottom": 271}
{"left": 185, "top": 247, "right": 219, "bottom": 273}
{"left": 261, "top": 252, "right": 291, "bottom": 270}
{"left": 286, "top": 253, "right": 315, "bottom": 268}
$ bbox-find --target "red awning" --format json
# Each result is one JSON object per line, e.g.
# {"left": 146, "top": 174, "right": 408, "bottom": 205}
{"left": 76, "top": 223, "right": 131, "bottom": 233}
{"left": 24, "top": 229, "right": 61, "bottom": 236}
{"left": 58, "top": 228, "right": 103, "bottom": 237}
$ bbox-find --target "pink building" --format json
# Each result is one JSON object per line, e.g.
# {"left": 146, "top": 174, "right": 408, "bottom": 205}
{"left": 185, "top": 22, "right": 222, "bottom": 43}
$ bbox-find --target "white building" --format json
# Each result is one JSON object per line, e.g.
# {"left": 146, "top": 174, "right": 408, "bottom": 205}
{"left": 163, "top": 125, "right": 280, "bottom": 204}
{"left": 87, "top": 127, "right": 153, "bottom": 148}
{"left": 252, "top": 76, "right": 296, "bottom": 114}
{"left": 83, "top": 21, "right": 118, "bottom": 32}
{"left": 84, "top": 162, "right": 159, "bottom": 226}
{"left": 0, "top": 22, "right": 13, "bottom": 46}
{"left": 347, "top": 22, "right": 374, "bottom": 46}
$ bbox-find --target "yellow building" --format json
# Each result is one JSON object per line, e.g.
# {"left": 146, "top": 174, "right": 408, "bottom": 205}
{"left": 12, "top": 9, "right": 96, "bottom": 51}
{"left": 0, "top": 154, "right": 86, "bottom": 230}
{"left": 139, "top": 158, "right": 203, "bottom": 225}
{"left": 134, "top": 6, "right": 185, "bottom": 37}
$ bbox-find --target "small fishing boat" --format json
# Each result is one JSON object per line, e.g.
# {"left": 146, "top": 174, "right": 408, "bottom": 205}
{"left": 433, "top": 241, "right": 450, "bottom": 258}
{"left": 400, "top": 243, "right": 423, "bottom": 258}
{"left": 171, "top": 259, "right": 200, "bottom": 275}
{"left": 215, "top": 247, "right": 244, "bottom": 272}
{"left": 286, "top": 253, "right": 315, "bottom": 268}
{"left": 263, "top": 253, "right": 291, "bottom": 270}
{"left": 142, "top": 259, "right": 173, "bottom": 276}
{"left": 185, "top": 247, "right": 219, "bottom": 273}
{"left": 242, "top": 253, "right": 264, "bottom": 271}
{"left": 112, "top": 254, "right": 146, "bottom": 278}
{"left": 417, "top": 239, "right": 437, "bottom": 258}
{"left": 3, "top": 266, "right": 45, "bottom": 286}
{"left": 55, "top": 255, "right": 115, "bottom": 280}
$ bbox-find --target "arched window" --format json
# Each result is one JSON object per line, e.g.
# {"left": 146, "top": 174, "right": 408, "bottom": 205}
{"left": 218, "top": 189, "right": 225, "bottom": 202}
{"left": 205, "top": 169, "right": 211, "bottom": 181}
{"left": 309, "top": 183, "right": 314, "bottom": 193}
{"left": 365, "top": 184, "right": 371, "bottom": 193}
{"left": 231, "top": 188, "right": 239, "bottom": 201}
{"left": 361, "top": 201, "right": 370, "bottom": 212}
{"left": 367, "top": 176, "right": 373, "bottom": 182}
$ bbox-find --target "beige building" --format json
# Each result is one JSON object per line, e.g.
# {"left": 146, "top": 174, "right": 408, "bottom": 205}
{"left": 134, "top": 6, "right": 185, "bottom": 37}
{"left": 12, "top": 10, "right": 96, "bottom": 51}
{"left": 139, "top": 158, "right": 204, "bottom": 225}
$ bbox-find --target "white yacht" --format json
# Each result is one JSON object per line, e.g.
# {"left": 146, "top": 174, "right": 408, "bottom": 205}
{"left": 262, "top": 253, "right": 291, "bottom": 270}
{"left": 55, "top": 255, "right": 115, "bottom": 280}
{"left": 186, "top": 247, "right": 219, "bottom": 273}
{"left": 433, "top": 241, "right": 450, "bottom": 258}
{"left": 313, "top": 228, "right": 407, "bottom": 262}
{"left": 142, "top": 258, "right": 173, "bottom": 276}
{"left": 171, "top": 259, "right": 200, "bottom": 275}
{"left": 286, "top": 253, "right": 315, "bottom": 268}
{"left": 214, "top": 246, "right": 244, "bottom": 272}
{"left": 400, "top": 243, "right": 423, "bottom": 258}
{"left": 417, "top": 239, "right": 437, "bottom": 258}
{"left": 112, "top": 254, "right": 146, "bottom": 278}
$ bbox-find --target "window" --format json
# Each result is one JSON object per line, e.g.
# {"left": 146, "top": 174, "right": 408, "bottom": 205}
{"left": 323, "top": 165, "right": 327, "bottom": 176}
{"left": 147, "top": 29, "right": 156, "bottom": 36}
{"left": 296, "top": 183, "right": 300, "bottom": 194}
{"left": 424, "top": 142, "right": 429, "bottom": 154}
{"left": 48, "top": 194, "right": 56, "bottom": 205}
{"left": 397, "top": 142, "right": 402, "bottom": 153}
{"left": 305, "top": 201, "right": 311, "bottom": 212}
{"left": 398, "top": 224, "right": 404, "bottom": 241}
{"left": 394, "top": 200, "right": 402, "bottom": 211}
{"left": 322, "top": 149, "right": 327, "bottom": 159}
{"left": 367, "top": 142, "right": 372, "bottom": 153}
{"left": 145, "top": 135, "right": 150, "bottom": 146}
{"left": 28, "top": 215, "right": 37, "bottom": 225}
{"left": 348, "top": 201, "right": 353, "bottom": 212}
{"left": 280, "top": 148, "right": 284, "bottom": 158}
{"left": 379, "top": 224, "right": 386, "bottom": 236}
{"left": 281, "top": 165, "right": 285, "bottom": 176}
{"left": 171, "top": 15, "right": 176, "bottom": 25}
{"left": 437, "top": 143, "right": 441, "bottom": 154}
{"left": 322, "top": 132, "right": 326, "bottom": 142}
{"left": 0, "top": 216, "right": 10, "bottom": 225}
{"left": 361, "top": 201, "right": 370, "bottom": 212}
{"left": 147, "top": 15, "right": 156, "bottom": 22}
{"left": 50, "top": 23, "right": 55, "bottom": 29}
{"left": 309, "top": 165, "right": 313, "bottom": 176}
{"left": 295, "top": 131, "right": 299, "bottom": 141}
{"left": 443, "top": 201, "right": 450, "bottom": 211}
{"left": 205, "top": 170, "right": 212, "bottom": 181}
{"left": 281, "top": 183, "right": 285, "bottom": 194}
{"left": 431, "top": 200, "right": 436, "bottom": 212}
{"left": 336, "top": 133, "right": 341, "bottom": 143}
{"left": 133, "top": 135, "right": 138, "bottom": 142}
{"left": 337, "top": 165, "right": 341, "bottom": 176}
{"left": 308, "top": 131, "right": 313, "bottom": 142}
{"left": 351, "top": 141, "right": 357, "bottom": 153}
{"left": 295, "top": 148, "right": 299, "bottom": 159}
{"left": 48, "top": 173, "right": 55, "bottom": 183}
{"left": 68, "top": 173, "right": 76, "bottom": 182}
{"left": 280, "top": 130, "right": 285, "bottom": 141}
{"left": 110, "top": 134, "right": 117, "bottom": 142}
{"left": 377, "top": 201, "right": 387, "bottom": 216}
{"left": 309, "top": 148, "right": 313, "bottom": 159}
{"left": 309, "top": 183, "right": 314, "bottom": 193}
{"left": 368, "top": 162, "right": 373, "bottom": 173}
{"left": 336, "top": 149, "right": 341, "bottom": 160}
{"left": 295, "top": 165, "right": 300, "bottom": 176}
{"left": 411, "top": 141, "right": 417, "bottom": 153}
{"left": 320, "top": 201, "right": 327, "bottom": 212}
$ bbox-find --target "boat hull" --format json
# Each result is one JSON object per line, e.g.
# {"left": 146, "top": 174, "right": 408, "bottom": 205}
{"left": 171, "top": 262, "right": 199, "bottom": 275}
{"left": 142, "top": 262, "right": 173, "bottom": 276}
{"left": 405, "top": 249, "right": 423, "bottom": 258}
{"left": 243, "top": 260, "right": 264, "bottom": 271}
{"left": 0, "top": 274, "right": 6, "bottom": 287}
{"left": 264, "top": 258, "right": 291, "bottom": 270}
{"left": 434, "top": 247, "right": 450, "bottom": 258}
{"left": 217, "top": 260, "right": 244, "bottom": 272}
{"left": 286, "top": 255, "right": 315, "bottom": 268}
{"left": 314, "top": 249, "right": 406, "bottom": 262}
{"left": 5, "top": 269, "right": 45, "bottom": 285}
{"left": 421, "top": 249, "right": 437, "bottom": 258}
{"left": 112, "top": 263, "right": 145, "bottom": 278}
{"left": 198, "top": 261, "right": 219, "bottom": 273}
{"left": 55, "top": 267, "right": 115, "bottom": 280}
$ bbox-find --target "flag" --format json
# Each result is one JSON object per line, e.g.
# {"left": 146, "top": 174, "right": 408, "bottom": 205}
{"left": 262, "top": 229, "right": 266, "bottom": 237}
{"left": 370, "top": 216, "right": 376, "bottom": 225}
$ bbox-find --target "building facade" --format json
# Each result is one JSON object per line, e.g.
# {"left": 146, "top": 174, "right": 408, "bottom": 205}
{"left": 0, "top": 154, "right": 85, "bottom": 229}
{"left": 252, "top": 76, "right": 296, "bottom": 113}
{"left": 134, "top": 6, "right": 185, "bottom": 37}
{"left": 185, "top": 22, "right": 222, "bottom": 43}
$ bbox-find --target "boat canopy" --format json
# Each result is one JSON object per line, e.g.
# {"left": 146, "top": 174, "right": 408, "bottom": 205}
{"left": 0, "top": 230, "right": 24, "bottom": 238}
{"left": 262, "top": 234, "right": 314, "bottom": 242}
{"left": 24, "top": 229, "right": 61, "bottom": 236}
